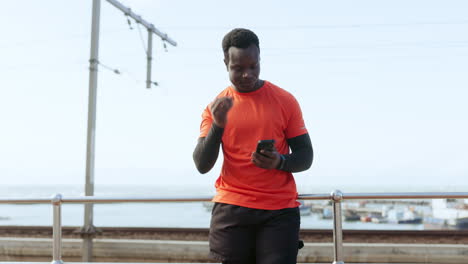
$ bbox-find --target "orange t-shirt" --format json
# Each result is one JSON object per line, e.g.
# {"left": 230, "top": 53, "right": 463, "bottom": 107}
{"left": 199, "top": 81, "right": 308, "bottom": 210}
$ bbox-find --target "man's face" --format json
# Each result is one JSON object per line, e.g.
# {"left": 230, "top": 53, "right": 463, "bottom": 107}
{"left": 225, "top": 44, "right": 261, "bottom": 93}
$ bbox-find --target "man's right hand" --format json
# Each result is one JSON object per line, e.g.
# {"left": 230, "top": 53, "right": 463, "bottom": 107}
{"left": 210, "top": 96, "right": 233, "bottom": 128}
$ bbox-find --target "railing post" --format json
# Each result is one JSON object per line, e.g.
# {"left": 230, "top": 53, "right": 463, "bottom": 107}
{"left": 51, "top": 194, "right": 64, "bottom": 264}
{"left": 331, "top": 190, "right": 345, "bottom": 264}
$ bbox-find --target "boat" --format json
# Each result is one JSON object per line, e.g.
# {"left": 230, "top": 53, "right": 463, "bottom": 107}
{"left": 430, "top": 199, "right": 468, "bottom": 229}
{"left": 398, "top": 217, "right": 422, "bottom": 224}
{"left": 386, "top": 207, "right": 423, "bottom": 224}
{"left": 360, "top": 215, "right": 372, "bottom": 222}
{"left": 371, "top": 216, "right": 388, "bottom": 224}
{"left": 455, "top": 217, "right": 468, "bottom": 229}
{"left": 344, "top": 211, "right": 360, "bottom": 221}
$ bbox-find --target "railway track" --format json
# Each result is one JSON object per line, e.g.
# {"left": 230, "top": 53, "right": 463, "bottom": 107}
{"left": 0, "top": 226, "right": 466, "bottom": 244}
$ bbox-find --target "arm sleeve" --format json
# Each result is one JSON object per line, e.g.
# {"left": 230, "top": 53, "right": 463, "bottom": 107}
{"left": 281, "top": 133, "right": 313, "bottom": 173}
{"left": 193, "top": 106, "right": 224, "bottom": 174}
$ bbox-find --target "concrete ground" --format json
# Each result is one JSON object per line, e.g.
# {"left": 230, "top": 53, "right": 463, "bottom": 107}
{"left": 1, "top": 238, "right": 468, "bottom": 263}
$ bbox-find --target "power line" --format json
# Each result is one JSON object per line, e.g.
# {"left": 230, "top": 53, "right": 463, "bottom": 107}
{"left": 157, "top": 20, "right": 468, "bottom": 31}
{"left": 97, "top": 60, "right": 120, "bottom": 75}
{"left": 117, "top": 67, "right": 159, "bottom": 86}
{"left": 122, "top": 12, "right": 149, "bottom": 56}
{"left": 4, "top": 20, "right": 467, "bottom": 49}
{"left": 136, "top": 22, "right": 148, "bottom": 55}
{"left": 136, "top": 42, "right": 468, "bottom": 55}
{"left": 96, "top": 59, "right": 161, "bottom": 87}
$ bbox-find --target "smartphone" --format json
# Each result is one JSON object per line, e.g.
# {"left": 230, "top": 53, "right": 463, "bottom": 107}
{"left": 256, "top": 139, "right": 275, "bottom": 155}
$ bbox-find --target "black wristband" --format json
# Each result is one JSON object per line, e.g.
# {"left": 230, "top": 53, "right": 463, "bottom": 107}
{"left": 277, "top": 154, "right": 286, "bottom": 170}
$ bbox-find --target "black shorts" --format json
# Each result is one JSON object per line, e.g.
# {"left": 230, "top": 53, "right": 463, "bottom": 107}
{"left": 209, "top": 202, "right": 300, "bottom": 264}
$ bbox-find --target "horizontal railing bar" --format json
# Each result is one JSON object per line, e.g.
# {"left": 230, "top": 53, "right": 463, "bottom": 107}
{"left": 61, "top": 196, "right": 214, "bottom": 203}
{"left": 0, "top": 198, "right": 52, "bottom": 204}
{"left": 342, "top": 192, "right": 468, "bottom": 200}
{"left": 1, "top": 192, "right": 468, "bottom": 204}
{"left": 297, "top": 193, "right": 331, "bottom": 200}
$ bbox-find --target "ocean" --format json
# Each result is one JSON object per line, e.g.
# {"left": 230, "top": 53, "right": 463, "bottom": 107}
{"left": 0, "top": 184, "right": 435, "bottom": 230}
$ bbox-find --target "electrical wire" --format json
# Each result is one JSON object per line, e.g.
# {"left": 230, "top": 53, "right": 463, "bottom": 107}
{"left": 3, "top": 20, "right": 466, "bottom": 50}
{"left": 98, "top": 61, "right": 120, "bottom": 75}
{"left": 136, "top": 22, "right": 148, "bottom": 55}
{"left": 159, "top": 20, "right": 468, "bottom": 31}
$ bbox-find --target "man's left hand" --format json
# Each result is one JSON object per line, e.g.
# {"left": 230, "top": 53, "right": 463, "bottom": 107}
{"left": 251, "top": 149, "right": 281, "bottom": 170}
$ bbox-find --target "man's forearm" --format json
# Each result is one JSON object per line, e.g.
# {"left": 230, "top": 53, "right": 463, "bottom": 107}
{"left": 193, "top": 124, "right": 224, "bottom": 174}
{"left": 280, "top": 134, "right": 313, "bottom": 173}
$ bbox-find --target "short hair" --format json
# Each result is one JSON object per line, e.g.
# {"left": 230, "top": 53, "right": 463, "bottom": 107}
{"left": 222, "top": 28, "right": 260, "bottom": 58}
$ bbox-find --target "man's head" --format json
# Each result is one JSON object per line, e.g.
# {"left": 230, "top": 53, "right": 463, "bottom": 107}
{"left": 222, "top": 28, "right": 262, "bottom": 93}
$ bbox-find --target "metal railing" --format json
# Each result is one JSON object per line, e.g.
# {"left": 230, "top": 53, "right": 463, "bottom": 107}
{"left": 2, "top": 190, "right": 468, "bottom": 264}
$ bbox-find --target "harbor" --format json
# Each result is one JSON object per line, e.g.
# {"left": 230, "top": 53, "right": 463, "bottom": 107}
{"left": 203, "top": 198, "right": 468, "bottom": 230}
{"left": 3, "top": 183, "right": 468, "bottom": 231}
{"left": 3, "top": 190, "right": 468, "bottom": 263}
{"left": 312, "top": 199, "right": 468, "bottom": 230}
{"left": 2, "top": 203, "right": 468, "bottom": 263}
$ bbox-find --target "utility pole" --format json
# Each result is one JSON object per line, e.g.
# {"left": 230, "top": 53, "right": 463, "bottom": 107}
{"left": 82, "top": 0, "right": 177, "bottom": 261}
{"left": 82, "top": 0, "right": 100, "bottom": 260}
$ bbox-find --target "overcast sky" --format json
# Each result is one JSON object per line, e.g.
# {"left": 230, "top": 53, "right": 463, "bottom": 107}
{"left": 0, "top": 0, "right": 467, "bottom": 193}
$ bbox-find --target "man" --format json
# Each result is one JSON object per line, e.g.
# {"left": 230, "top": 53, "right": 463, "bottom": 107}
{"left": 193, "top": 28, "right": 313, "bottom": 264}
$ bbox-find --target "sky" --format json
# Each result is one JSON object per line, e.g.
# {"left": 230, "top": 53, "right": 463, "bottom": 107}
{"left": 0, "top": 0, "right": 467, "bottom": 193}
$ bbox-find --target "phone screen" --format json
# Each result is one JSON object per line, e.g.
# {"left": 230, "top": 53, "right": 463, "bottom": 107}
{"left": 256, "top": 139, "right": 275, "bottom": 154}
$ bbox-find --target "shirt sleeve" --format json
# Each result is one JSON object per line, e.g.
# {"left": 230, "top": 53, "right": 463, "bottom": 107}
{"left": 199, "top": 105, "right": 213, "bottom": 138}
{"left": 285, "top": 95, "right": 308, "bottom": 139}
